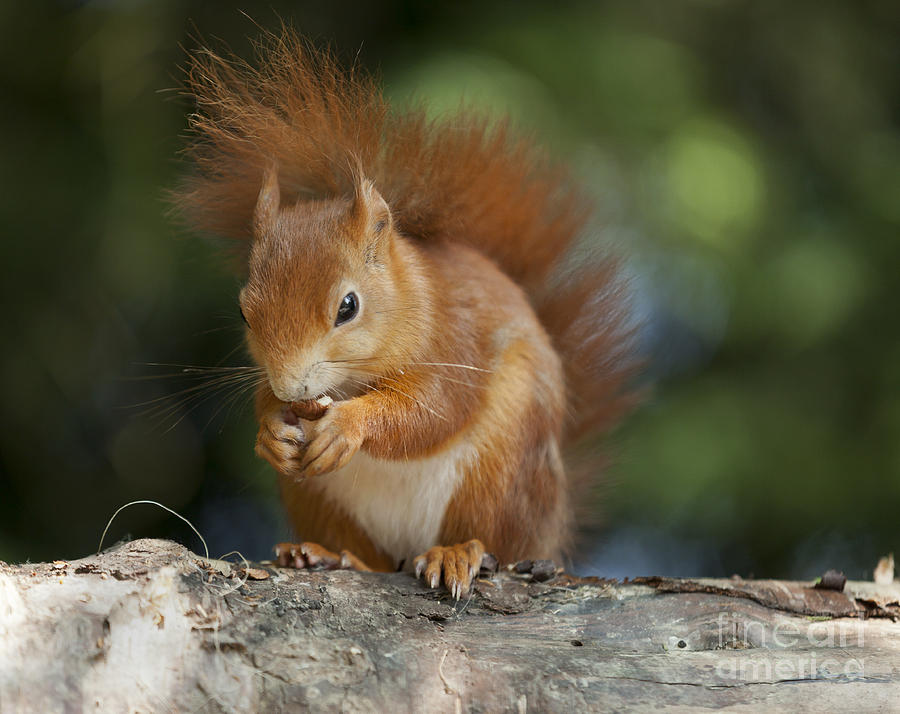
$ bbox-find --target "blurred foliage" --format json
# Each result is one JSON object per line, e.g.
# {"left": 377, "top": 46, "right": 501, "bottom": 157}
{"left": 0, "top": 0, "right": 897, "bottom": 578}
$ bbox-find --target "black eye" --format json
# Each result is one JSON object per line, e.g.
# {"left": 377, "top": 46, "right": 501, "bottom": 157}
{"left": 239, "top": 306, "right": 249, "bottom": 326}
{"left": 335, "top": 292, "right": 359, "bottom": 326}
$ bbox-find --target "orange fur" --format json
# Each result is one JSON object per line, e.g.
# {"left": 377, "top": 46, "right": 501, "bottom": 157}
{"left": 175, "top": 29, "right": 637, "bottom": 584}
{"left": 275, "top": 473, "right": 395, "bottom": 572}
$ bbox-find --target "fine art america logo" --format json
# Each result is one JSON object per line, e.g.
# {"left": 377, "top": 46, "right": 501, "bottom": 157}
{"left": 710, "top": 612, "right": 867, "bottom": 681}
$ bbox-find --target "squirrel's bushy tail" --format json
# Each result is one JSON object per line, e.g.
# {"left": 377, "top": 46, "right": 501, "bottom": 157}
{"left": 176, "top": 29, "right": 636, "bottom": 440}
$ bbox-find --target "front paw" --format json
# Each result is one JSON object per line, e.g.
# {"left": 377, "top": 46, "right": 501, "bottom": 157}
{"left": 297, "top": 406, "right": 364, "bottom": 478}
{"left": 255, "top": 406, "right": 307, "bottom": 476}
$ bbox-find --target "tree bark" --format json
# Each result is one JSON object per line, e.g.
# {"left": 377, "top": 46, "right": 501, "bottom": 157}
{"left": 1, "top": 538, "right": 898, "bottom": 712}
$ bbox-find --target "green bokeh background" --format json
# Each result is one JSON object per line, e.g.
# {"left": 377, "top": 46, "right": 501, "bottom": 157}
{"left": 1, "top": 1, "right": 897, "bottom": 578}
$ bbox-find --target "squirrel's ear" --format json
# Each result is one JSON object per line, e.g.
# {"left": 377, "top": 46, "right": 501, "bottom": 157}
{"left": 351, "top": 177, "right": 393, "bottom": 263}
{"left": 254, "top": 162, "right": 281, "bottom": 236}
{"left": 351, "top": 176, "right": 391, "bottom": 234}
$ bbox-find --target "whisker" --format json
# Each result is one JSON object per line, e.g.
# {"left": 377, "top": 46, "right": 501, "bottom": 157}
{"left": 155, "top": 375, "right": 259, "bottom": 434}
{"left": 124, "top": 368, "right": 261, "bottom": 382}
{"left": 130, "top": 369, "right": 264, "bottom": 433}
{"left": 207, "top": 375, "right": 267, "bottom": 432}
{"left": 140, "top": 381, "right": 243, "bottom": 428}
{"left": 191, "top": 324, "right": 245, "bottom": 337}
{"left": 325, "top": 357, "right": 493, "bottom": 374}
{"left": 135, "top": 362, "right": 261, "bottom": 373}
{"left": 382, "top": 371, "right": 483, "bottom": 391}
{"left": 343, "top": 375, "right": 384, "bottom": 399}
{"left": 408, "top": 362, "right": 493, "bottom": 373}
{"left": 221, "top": 377, "right": 264, "bottom": 423}
{"left": 127, "top": 370, "right": 262, "bottom": 409}
{"left": 317, "top": 366, "right": 365, "bottom": 401}
{"left": 339, "top": 365, "right": 484, "bottom": 391}
{"left": 345, "top": 375, "right": 447, "bottom": 422}
{"left": 215, "top": 342, "right": 249, "bottom": 367}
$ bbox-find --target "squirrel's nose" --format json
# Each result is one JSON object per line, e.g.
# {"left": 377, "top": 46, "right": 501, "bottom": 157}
{"left": 269, "top": 354, "right": 326, "bottom": 401}
{"left": 269, "top": 372, "right": 309, "bottom": 402}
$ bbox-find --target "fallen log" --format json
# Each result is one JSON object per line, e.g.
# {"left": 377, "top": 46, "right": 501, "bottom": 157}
{"left": 1, "top": 538, "right": 898, "bottom": 711}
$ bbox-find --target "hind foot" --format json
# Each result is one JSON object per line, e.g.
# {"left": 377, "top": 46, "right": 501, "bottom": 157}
{"left": 413, "top": 539, "right": 485, "bottom": 599}
{"left": 274, "top": 542, "right": 371, "bottom": 571}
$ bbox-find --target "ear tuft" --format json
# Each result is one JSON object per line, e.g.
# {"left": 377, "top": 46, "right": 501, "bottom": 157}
{"left": 254, "top": 162, "right": 281, "bottom": 236}
{"left": 350, "top": 175, "right": 393, "bottom": 265}
{"left": 351, "top": 175, "right": 392, "bottom": 234}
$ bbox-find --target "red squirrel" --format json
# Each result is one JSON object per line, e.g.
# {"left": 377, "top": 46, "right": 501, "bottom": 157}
{"left": 175, "top": 30, "right": 635, "bottom": 597}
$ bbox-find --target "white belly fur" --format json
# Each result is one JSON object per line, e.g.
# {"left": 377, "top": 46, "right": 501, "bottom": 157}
{"left": 306, "top": 441, "right": 474, "bottom": 567}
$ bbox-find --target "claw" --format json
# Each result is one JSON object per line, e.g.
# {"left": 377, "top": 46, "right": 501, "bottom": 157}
{"left": 412, "top": 539, "right": 485, "bottom": 598}
{"left": 274, "top": 543, "right": 307, "bottom": 569}
{"left": 273, "top": 542, "right": 369, "bottom": 571}
{"left": 256, "top": 414, "right": 307, "bottom": 477}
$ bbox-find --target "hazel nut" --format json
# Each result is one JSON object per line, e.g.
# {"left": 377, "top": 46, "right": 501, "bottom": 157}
{"left": 290, "top": 395, "right": 333, "bottom": 421}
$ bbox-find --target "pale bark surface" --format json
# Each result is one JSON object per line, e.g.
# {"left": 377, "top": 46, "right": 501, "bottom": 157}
{"left": 1, "top": 538, "right": 899, "bottom": 712}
